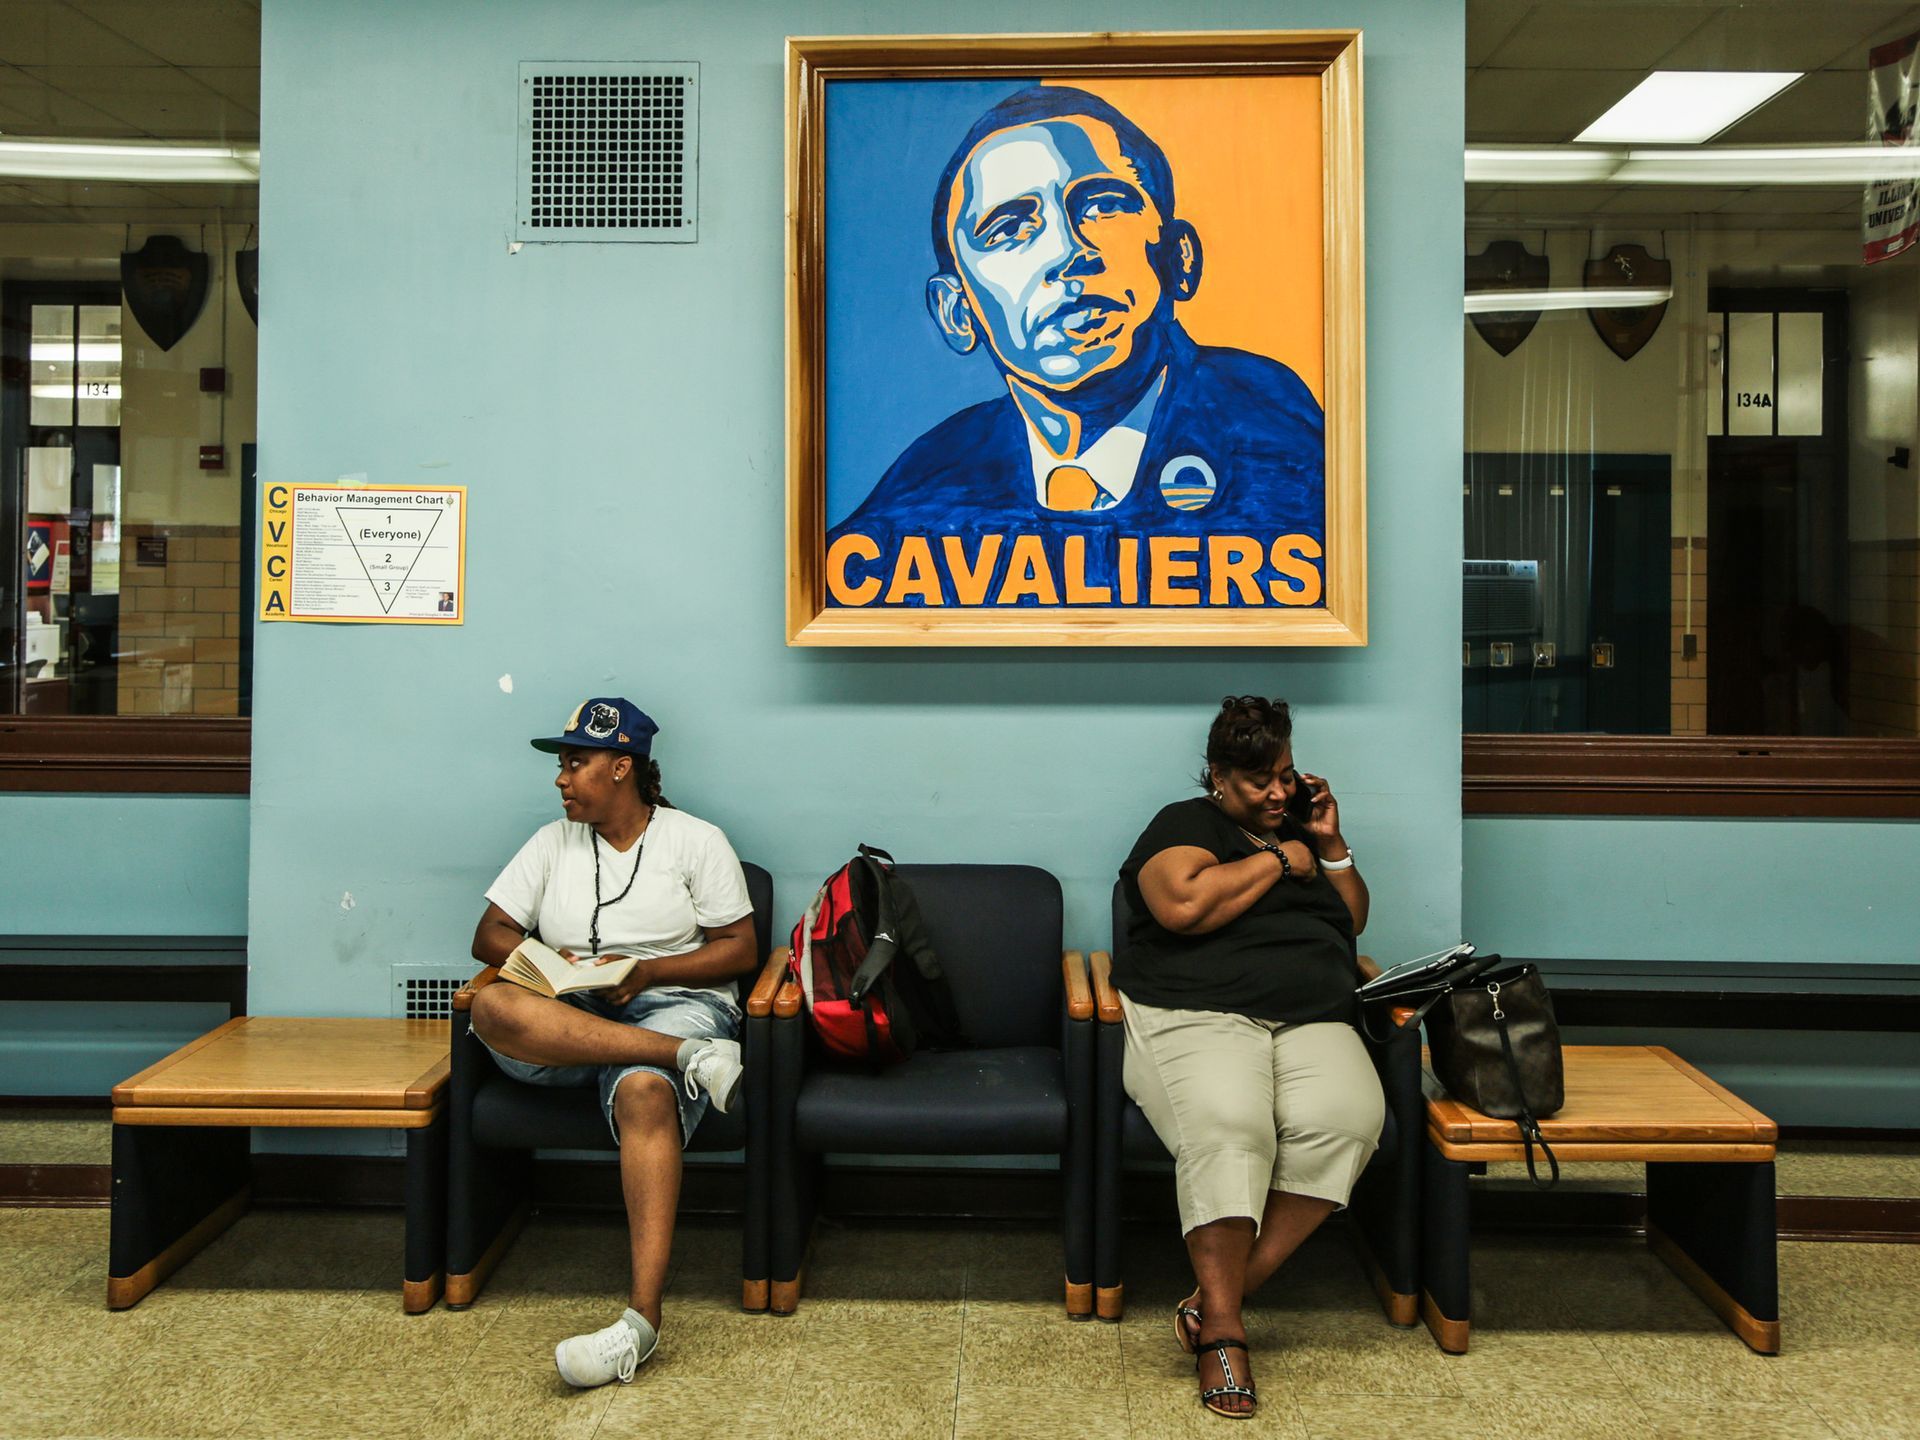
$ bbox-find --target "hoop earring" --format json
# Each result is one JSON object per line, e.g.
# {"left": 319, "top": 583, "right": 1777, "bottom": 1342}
{"left": 1209, "top": 789, "right": 1223, "bottom": 802}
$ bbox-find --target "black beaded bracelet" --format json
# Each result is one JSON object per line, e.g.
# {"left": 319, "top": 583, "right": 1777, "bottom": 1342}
{"left": 1260, "top": 840, "right": 1291, "bottom": 878}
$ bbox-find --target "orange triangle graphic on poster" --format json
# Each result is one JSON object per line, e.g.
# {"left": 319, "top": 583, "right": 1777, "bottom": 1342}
{"left": 335, "top": 508, "right": 442, "bottom": 615}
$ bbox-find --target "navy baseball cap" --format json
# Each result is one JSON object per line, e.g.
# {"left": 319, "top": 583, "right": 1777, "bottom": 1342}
{"left": 530, "top": 697, "right": 659, "bottom": 757}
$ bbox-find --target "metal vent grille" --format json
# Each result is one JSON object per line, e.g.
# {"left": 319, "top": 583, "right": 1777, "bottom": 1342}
{"left": 390, "top": 965, "right": 475, "bottom": 1020}
{"left": 517, "top": 62, "right": 698, "bottom": 242}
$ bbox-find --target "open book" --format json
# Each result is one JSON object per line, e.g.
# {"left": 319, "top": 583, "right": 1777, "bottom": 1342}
{"left": 498, "top": 936, "right": 641, "bottom": 997}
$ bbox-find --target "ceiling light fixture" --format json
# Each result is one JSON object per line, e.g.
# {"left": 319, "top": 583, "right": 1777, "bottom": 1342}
{"left": 0, "top": 138, "right": 259, "bottom": 183}
{"left": 1575, "top": 71, "right": 1802, "bottom": 145}
{"left": 1466, "top": 143, "right": 1920, "bottom": 187}
{"left": 1464, "top": 287, "right": 1672, "bottom": 315}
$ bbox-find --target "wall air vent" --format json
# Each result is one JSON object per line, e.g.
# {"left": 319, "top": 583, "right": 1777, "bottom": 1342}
{"left": 516, "top": 62, "right": 698, "bottom": 242}
{"left": 390, "top": 965, "right": 475, "bottom": 1021}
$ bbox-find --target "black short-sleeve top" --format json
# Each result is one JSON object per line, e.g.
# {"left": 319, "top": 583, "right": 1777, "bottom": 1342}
{"left": 1115, "top": 797, "right": 1358, "bottom": 1025}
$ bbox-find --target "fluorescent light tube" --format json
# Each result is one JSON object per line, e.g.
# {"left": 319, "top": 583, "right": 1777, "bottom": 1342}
{"left": 1464, "top": 287, "right": 1671, "bottom": 314}
{"left": 1615, "top": 144, "right": 1920, "bottom": 184}
{"left": 1465, "top": 146, "right": 1626, "bottom": 184}
{"left": 0, "top": 138, "right": 259, "bottom": 183}
{"left": 1467, "top": 143, "right": 1920, "bottom": 186}
{"left": 1576, "top": 71, "right": 1801, "bottom": 145}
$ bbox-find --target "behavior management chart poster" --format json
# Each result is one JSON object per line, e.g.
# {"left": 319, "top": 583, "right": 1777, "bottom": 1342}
{"left": 259, "top": 483, "right": 467, "bottom": 624}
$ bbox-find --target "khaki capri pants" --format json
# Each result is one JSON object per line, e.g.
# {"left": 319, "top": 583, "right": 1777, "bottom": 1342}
{"left": 1122, "top": 994, "right": 1385, "bottom": 1236}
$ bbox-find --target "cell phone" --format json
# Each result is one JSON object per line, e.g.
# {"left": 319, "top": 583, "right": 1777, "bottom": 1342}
{"left": 1286, "top": 767, "right": 1316, "bottom": 824}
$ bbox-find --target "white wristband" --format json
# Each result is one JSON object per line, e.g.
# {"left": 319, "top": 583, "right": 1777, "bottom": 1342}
{"left": 1319, "top": 849, "right": 1356, "bottom": 872}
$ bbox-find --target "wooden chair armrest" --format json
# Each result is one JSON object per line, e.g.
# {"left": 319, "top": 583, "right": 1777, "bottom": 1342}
{"left": 773, "top": 978, "right": 803, "bottom": 1019}
{"left": 1062, "top": 951, "right": 1092, "bottom": 1021}
{"left": 747, "top": 948, "right": 791, "bottom": 1019}
{"left": 452, "top": 967, "right": 501, "bottom": 1012}
{"left": 1088, "top": 951, "right": 1122, "bottom": 1024}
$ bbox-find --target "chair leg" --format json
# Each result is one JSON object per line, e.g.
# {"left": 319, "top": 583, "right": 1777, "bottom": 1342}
{"left": 444, "top": 1140, "right": 531, "bottom": 1310}
{"left": 1419, "top": 1139, "right": 1473, "bottom": 1354}
{"left": 1348, "top": 1164, "right": 1419, "bottom": 1327}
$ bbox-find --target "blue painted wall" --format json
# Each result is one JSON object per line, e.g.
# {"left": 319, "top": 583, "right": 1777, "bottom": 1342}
{"left": 1463, "top": 817, "right": 1920, "bottom": 1126}
{"left": 247, "top": 1, "right": 1466, "bottom": 1024}
{"left": 0, "top": 795, "right": 246, "bottom": 1093}
{"left": 1463, "top": 816, "right": 1920, "bottom": 962}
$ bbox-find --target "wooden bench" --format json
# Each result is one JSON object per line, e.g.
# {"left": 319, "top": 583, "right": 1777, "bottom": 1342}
{"left": 108, "top": 1016, "right": 449, "bottom": 1313}
{"left": 1421, "top": 1044, "right": 1778, "bottom": 1355}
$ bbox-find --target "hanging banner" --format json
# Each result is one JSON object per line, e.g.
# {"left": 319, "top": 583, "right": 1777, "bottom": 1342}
{"left": 259, "top": 482, "right": 466, "bottom": 623}
{"left": 1865, "top": 31, "right": 1920, "bottom": 264}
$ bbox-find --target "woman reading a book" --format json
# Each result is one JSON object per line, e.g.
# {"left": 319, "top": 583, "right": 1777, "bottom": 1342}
{"left": 1114, "top": 696, "right": 1383, "bottom": 1419}
{"left": 468, "top": 695, "right": 758, "bottom": 1389}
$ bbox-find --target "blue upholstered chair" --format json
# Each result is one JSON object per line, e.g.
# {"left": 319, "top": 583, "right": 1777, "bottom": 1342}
{"left": 445, "top": 861, "right": 784, "bottom": 1309}
{"left": 1088, "top": 881, "right": 1423, "bottom": 1323}
{"left": 763, "top": 863, "right": 1097, "bottom": 1317}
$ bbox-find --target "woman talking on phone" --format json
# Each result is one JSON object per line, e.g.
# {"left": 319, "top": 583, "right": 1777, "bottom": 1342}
{"left": 1115, "top": 695, "right": 1383, "bottom": 1420}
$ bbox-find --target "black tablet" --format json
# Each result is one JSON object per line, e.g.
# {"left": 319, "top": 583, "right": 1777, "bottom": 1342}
{"left": 1355, "top": 942, "right": 1496, "bottom": 1000}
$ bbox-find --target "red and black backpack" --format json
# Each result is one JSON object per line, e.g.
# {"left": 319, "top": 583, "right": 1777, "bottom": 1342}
{"left": 788, "top": 845, "right": 966, "bottom": 1065}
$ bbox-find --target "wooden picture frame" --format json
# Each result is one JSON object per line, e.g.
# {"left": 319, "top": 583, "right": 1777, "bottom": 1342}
{"left": 785, "top": 30, "right": 1366, "bottom": 647}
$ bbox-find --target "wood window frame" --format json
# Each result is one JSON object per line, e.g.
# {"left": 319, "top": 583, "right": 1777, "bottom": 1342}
{"left": 0, "top": 716, "right": 248, "bottom": 793}
{"left": 1464, "top": 735, "right": 1920, "bottom": 818}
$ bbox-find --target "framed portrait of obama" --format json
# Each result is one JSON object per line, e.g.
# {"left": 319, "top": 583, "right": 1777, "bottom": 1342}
{"left": 785, "top": 30, "right": 1367, "bottom": 647}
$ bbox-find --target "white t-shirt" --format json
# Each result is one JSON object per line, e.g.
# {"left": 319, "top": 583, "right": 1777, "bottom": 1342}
{"left": 485, "top": 807, "right": 752, "bottom": 1006}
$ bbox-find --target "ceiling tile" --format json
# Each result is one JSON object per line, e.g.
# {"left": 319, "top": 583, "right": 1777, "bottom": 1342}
{"left": 10, "top": 178, "right": 173, "bottom": 209}
{"left": 1594, "top": 185, "right": 1741, "bottom": 215}
{"left": 1468, "top": 67, "right": 1649, "bottom": 142}
{"left": 183, "top": 66, "right": 257, "bottom": 111}
{"left": 1710, "top": 186, "right": 1867, "bottom": 214}
{"left": 61, "top": 0, "right": 258, "bottom": 68}
{"left": 0, "top": 1, "right": 162, "bottom": 66}
{"left": 1714, "top": 70, "right": 1868, "bottom": 143}
{"left": 18, "top": 65, "right": 257, "bottom": 138}
{"left": 1856, "top": 5, "right": 1920, "bottom": 62}
{"left": 1481, "top": 3, "right": 1720, "bottom": 70}
{"left": 0, "top": 67, "right": 139, "bottom": 136}
{"left": 1470, "top": 0, "right": 1535, "bottom": 67}
{"left": 1656, "top": 3, "right": 1912, "bottom": 72}
{"left": 1472, "top": 184, "right": 1630, "bottom": 217}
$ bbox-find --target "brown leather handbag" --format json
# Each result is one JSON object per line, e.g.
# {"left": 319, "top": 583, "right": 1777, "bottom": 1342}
{"left": 1425, "top": 962, "right": 1564, "bottom": 1187}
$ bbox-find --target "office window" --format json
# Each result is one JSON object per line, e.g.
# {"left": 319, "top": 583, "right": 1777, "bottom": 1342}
{"left": 0, "top": 1, "right": 256, "bottom": 790}
{"left": 1464, "top": 0, "right": 1920, "bottom": 813}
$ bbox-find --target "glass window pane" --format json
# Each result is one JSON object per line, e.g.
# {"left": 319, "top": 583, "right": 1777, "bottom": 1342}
{"left": 26, "top": 447, "right": 72, "bottom": 512}
{"left": 30, "top": 304, "right": 73, "bottom": 426}
{"left": 1776, "top": 311, "right": 1823, "bottom": 437}
{"left": 76, "top": 304, "right": 122, "bottom": 426}
{"left": 1707, "top": 312, "right": 1725, "bottom": 437}
{"left": 1727, "top": 312, "right": 1774, "bottom": 436}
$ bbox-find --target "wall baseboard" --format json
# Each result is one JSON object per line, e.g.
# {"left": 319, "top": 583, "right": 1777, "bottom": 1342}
{"left": 0, "top": 1164, "right": 110, "bottom": 1205}
{"left": 4, "top": 1157, "right": 1915, "bottom": 1243}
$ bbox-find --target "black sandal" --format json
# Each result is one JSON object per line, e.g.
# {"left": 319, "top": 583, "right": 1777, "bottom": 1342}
{"left": 1173, "top": 1299, "right": 1203, "bottom": 1355}
{"left": 1195, "top": 1335, "right": 1257, "bottom": 1419}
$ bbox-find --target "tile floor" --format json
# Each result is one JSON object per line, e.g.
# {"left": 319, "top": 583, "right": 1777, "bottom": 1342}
{"left": 0, "top": 1203, "right": 1914, "bottom": 1439}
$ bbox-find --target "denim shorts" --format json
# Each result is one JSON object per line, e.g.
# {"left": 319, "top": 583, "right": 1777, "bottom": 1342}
{"left": 479, "top": 985, "right": 742, "bottom": 1146}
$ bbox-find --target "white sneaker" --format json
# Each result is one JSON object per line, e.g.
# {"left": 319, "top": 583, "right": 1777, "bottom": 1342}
{"left": 554, "top": 1314, "right": 656, "bottom": 1389}
{"left": 680, "top": 1037, "right": 744, "bottom": 1113}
